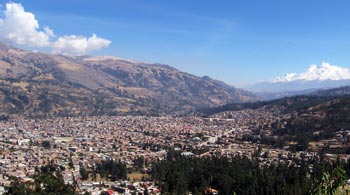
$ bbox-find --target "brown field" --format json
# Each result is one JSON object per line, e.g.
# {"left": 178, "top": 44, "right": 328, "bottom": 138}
{"left": 84, "top": 170, "right": 148, "bottom": 182}
{"left": 128, "top": 171, "right": 148, "bottom": 181}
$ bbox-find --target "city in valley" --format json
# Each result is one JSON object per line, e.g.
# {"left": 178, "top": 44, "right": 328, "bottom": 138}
{"left": 0, "top": 106, "right": 349, "bottom": 194}
{"left": 1, "top": 1, "right": 350, "bottom": 194}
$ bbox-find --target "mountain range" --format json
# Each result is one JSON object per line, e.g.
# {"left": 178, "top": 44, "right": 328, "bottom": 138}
{"left": 245, "top": 62, "right": 350, "bottom": 99}
{"left": 246, "top": 79, "right": 350, "bottom": 93}
{"left": 198, "top": 86, "right": 350, "bottom": 120}
{"left": 0, "top": 42, "right": 257, "bottom": 118}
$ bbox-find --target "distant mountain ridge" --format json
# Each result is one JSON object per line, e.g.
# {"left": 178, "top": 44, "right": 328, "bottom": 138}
{"left": 310, "top": 85, "right": 350, "bottom": 96}
{"left": 0, "top": 42, "right": 257, "bottom": 118}
{"left": 246, "top": 79, "right": 350, "bottom": 93}
{"left": 198, "top": 85, "right": 350, "bottom": 116}
{"left": 245, "top": 80, "right": 350, "bottom": 100}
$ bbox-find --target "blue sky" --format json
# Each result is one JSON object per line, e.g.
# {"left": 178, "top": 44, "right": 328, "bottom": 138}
{"left": 1, "top": 0, "right": 350, "bottom": 86}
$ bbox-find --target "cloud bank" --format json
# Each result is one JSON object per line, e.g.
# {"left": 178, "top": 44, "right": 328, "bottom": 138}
{"left": 274, "top": 62, "right": 350, "bottom": 82}
{"left": 52, "top": 34, "right": 111, "bottom": 56}
{"left": 0, "top": 2, "right": 111, "bottom": 55}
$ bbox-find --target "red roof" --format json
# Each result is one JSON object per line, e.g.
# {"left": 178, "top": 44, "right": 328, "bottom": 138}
{"left": 107, "top": 189, "right": 115, "bottom": 195}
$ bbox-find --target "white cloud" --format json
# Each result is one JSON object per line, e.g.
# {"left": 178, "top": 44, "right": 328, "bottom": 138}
{"left": 274, "top": 62, "right": 350, "bottom": 82}
{"left": 52, "top": 34, "right": 111, "bottom": 56}
{"left": 0, "top": 2, "right": 111, "bottom": 55}
{"left": 0, "top": 2, "right": 52, "bottom": 47}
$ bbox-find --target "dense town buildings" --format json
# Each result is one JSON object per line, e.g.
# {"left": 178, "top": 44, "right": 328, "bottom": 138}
{"left": 0, "top": 108, "right": 349, "bottom": 194}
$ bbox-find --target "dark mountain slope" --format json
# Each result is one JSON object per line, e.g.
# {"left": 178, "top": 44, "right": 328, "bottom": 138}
{"left": 198, "top": 91, "right": 350, "bottom": 149}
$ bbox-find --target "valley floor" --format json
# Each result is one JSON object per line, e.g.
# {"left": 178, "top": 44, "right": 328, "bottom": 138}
{"left": 0, "top": 113, "right": 349, "bottom": 194}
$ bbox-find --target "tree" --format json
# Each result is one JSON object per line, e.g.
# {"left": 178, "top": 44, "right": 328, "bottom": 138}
{"left": 309, "top": 166, "right": 348, "bottom": 195}
{"left": 3, "top": 176, "right": 29, "bottom": 195}
{"left": 5, "top": 164, "right": 76, "bottom": 195}
{"left": 150, "top": 154, "right": 348, "bottom": 195}
{"left": 95, "top": 160, "right": 127, "bottom": 181}
{"left": 134, "top": 156, "right": 145, "bottom": 170}
{"left": 41, "top": 141, "right": 51, "bottom": 149}
{"left": 80, "top": 166, "right": 89, "bottom": 180}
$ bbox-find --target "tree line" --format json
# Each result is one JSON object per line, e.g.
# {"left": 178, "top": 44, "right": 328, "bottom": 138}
{"left": 151, "top": 150, "right": 350, "bottom": 195}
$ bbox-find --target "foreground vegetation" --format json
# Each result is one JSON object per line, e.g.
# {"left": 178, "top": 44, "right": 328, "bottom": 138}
{"left": 5, "top": 163, "right": 76, "bottom": 195}
{"left": 4, "top": 151, "right": 350, "bottom": 195}
{"left": 151, "top": 150, "right": 350, "bottom": 195}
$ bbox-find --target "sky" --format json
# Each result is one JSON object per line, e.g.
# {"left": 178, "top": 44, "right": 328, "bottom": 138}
{"left": 1, "top": 0, "right": 350, "bottom": 86}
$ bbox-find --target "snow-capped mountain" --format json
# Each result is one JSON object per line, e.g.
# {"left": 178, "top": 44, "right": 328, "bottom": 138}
{"left": 274, "top": 62, "right": 350, "bottom": 82}
{"left": 246, "top": 62, "right": 350, "bottom": 99}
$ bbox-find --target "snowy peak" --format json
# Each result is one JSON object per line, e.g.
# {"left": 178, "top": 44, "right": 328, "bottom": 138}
{"left": 274, "top": 62, "right": 350, "bottom": 82}
{"left": 246, "top": 62, "right": 350, "bottom": 98}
